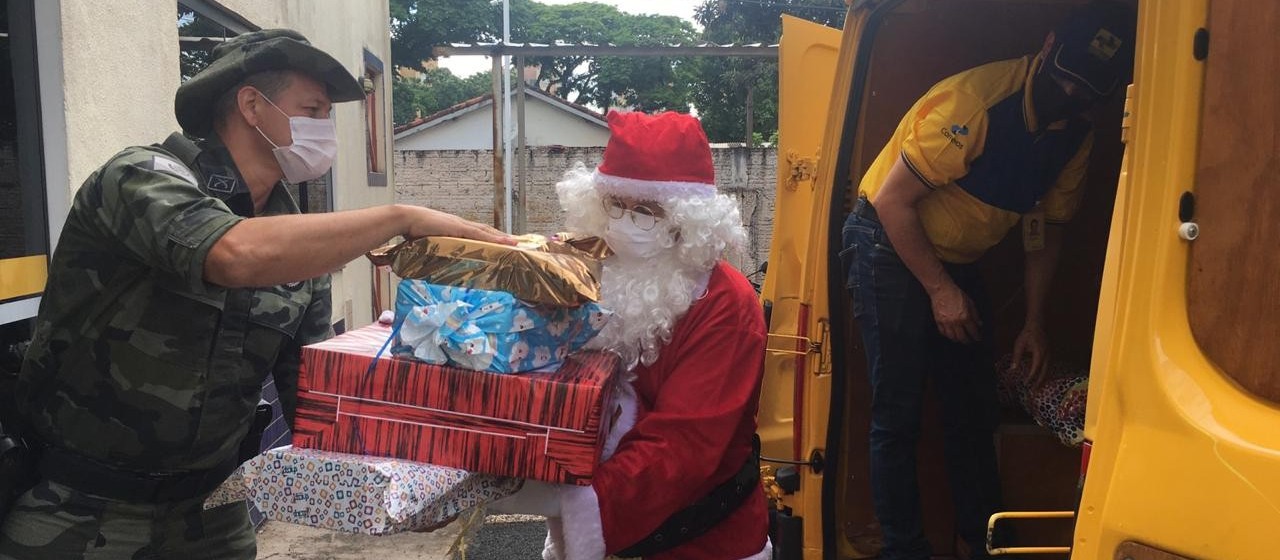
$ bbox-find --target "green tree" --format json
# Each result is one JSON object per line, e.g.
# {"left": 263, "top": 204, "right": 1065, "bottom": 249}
{"left": 390, "top": 0, "right": 496, "bottom": 70}
{"left": 389, "top": 0, "right": 497, "bottom": 126}
{"left": 177, "top": 6, "right": 235, "bottom": 81}
{"left": 690, "top": 0, "right": 846, "bottom": 143}
{"left": 511, "top": 1, "right": 697, "bottom": 111}
{"left": 390, "top": 1, "right": 699, "bottom": 123}
{"left": 393, "top": 68, "right": 493, "bottom": 126}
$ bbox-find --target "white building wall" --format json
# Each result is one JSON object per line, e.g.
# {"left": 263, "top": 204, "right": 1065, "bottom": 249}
{"left": 520, "top": 101, "right": 609, "bottom": 147}
{"left": 395, "top": 98, "right": 610, "bottom": 151}
{"left": 57, "top": 1, "right": 183, "bottom": 196}
{"left": 396, "top": 106, "right": 494, "bottom": 151}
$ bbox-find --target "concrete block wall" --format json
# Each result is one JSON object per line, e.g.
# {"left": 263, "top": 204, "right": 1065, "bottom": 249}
{"left": 394, "top": 146, "right": 777, "bottom": 279}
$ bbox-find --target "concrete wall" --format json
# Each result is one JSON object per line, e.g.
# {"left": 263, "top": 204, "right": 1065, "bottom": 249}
{"left": 395, "top": 97, "right": 610, "bottom": 150}
{"left": 57, "top": 1, "right": 183, "bottom": 193}
{"left": 44, "top": 0, "right": 394, "bottom": 328}
{"left": 394, "top": 146, "right": 777, "bottom": 278}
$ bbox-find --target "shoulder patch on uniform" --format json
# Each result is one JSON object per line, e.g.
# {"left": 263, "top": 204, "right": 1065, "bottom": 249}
{"left": 145, "top": 156, "right": 198, "bottom": 186}
{"left": 207, "top": 173, "right": 239, "bottom": 194}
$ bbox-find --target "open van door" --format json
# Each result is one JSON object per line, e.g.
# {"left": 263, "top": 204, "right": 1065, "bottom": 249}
{"left": 759, "top": 12, "right": 851, "bottom": 560}
{"left": 1071, "top": 1, "right": 1280, "bottom": 558}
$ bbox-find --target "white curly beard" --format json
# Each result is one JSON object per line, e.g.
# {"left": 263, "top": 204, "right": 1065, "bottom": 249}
{"left": 556, "top": 162, "right": 748, "bottom": 370}
{"left": 589, "top": 252, "right": 709, "bottom": 371}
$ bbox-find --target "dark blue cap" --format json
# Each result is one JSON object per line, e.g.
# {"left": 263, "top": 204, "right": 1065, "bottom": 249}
{"left": 1045, "top": 1, "right": 1137, "bottom": 97}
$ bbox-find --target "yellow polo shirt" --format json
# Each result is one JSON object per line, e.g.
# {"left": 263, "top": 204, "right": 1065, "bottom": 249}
{"left": 859, "top": 55, "right": 1094, "bottom": 263}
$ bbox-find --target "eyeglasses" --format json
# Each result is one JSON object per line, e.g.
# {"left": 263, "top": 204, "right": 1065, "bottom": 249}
{"left": 602, "top": 195, "right": 665, "bottom": 231}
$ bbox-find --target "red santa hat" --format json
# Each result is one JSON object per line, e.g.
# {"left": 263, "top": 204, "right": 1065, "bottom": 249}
{"left": 593, "top": 110, "right": 717, "bottom": 200}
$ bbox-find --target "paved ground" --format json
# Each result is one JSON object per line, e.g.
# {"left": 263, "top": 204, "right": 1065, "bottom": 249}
{"left": 256, "top": 514, "right": 547, "bottom": 560}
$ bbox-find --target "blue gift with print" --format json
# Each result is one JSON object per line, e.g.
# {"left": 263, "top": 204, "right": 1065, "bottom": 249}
{"left": 392, "top": 280, "right": 611, "bottom": 374}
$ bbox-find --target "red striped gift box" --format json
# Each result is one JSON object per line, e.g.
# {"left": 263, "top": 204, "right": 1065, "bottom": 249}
{"left": 292, "top": 323, "right": 622, "bottom": 485}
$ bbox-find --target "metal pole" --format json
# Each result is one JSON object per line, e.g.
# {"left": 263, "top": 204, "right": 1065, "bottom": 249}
{"left": 745, "top": 84, "right": 754, "bottom": 146}
{"left": 491, "top": 55, "right": 504, "bottom": 229}
{"left": 516, "top": 55, "right": 528, "bottom": 234}
{"left": 502, "top": 0, "right": 514, "bottom": 233}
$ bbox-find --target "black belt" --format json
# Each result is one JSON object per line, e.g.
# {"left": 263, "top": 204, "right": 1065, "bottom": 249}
{"left": 0, "top": 423, "right": 36, "bottom": 522}
{"left": 852, "top": 196, "right": 880, "bottom": 223}
{"left": 615, "top": 452, "right": 761, "bottom": 558}
{"left": 38, "top": 445, "right": 236, "bottom": 504}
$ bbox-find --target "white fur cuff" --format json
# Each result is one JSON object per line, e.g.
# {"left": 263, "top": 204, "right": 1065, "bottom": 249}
{"left": 601, "top": 382, "right": 638, "bottom": 461}
{"left": 559, "top": 484, "right": 606, "bottom": 560}
{"left": 544, "top": 517, "right": 568, "bottom": 560}
{"left": 743, "top": 537, "right": 773, "bottom": 560}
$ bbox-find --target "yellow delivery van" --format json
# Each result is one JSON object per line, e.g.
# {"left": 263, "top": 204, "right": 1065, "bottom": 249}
{"left": 759, "top": 1, "right": 1279, "bottom": 559}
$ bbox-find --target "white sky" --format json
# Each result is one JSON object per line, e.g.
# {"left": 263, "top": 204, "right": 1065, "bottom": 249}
{"left": 438, "top": 0, "right": 701, "bottom": 78}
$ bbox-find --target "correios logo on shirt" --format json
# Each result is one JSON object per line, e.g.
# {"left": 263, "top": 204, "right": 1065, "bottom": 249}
{"left": 941, "top": 124, "right": 969, "bottom": 149}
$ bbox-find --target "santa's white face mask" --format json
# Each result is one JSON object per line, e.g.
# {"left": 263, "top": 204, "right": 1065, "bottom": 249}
{"left": 254, "top": 91, "right": 337, "bottom": 183}
{"left": 604, "top": 214, "right": 668, "bottom": 261}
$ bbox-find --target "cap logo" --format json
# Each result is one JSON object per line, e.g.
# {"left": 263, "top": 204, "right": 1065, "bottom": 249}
{"left": 1089, "top": 28, "right": 1122, "bottom": 61}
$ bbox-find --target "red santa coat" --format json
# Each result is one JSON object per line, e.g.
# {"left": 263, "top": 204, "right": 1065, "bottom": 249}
{"left": 556, "top": 261, "right": 771, "bottom": 560}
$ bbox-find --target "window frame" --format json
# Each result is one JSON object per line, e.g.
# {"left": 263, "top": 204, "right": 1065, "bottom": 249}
{"left": 363, "top": 48, "right": 388, "bottom": 187}
{"left": 177, "top": 1, "right": 255, "bottom": 82}
{"left": 178, "top": 0, "right": 255, "bottom": 35}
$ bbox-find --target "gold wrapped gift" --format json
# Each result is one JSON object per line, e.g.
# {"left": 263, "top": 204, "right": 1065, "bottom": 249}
{"left": 368, "top": 234, "right": 610, "bottom": 307}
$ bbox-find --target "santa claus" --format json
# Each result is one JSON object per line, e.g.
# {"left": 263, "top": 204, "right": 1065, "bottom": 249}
{"left": 492, "top": 110, "right": 771, "bottom": 560}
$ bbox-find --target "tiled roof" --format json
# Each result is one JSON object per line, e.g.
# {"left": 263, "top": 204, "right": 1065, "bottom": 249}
{"left": 393, "top": 87, "right": 606, "bottom": 136}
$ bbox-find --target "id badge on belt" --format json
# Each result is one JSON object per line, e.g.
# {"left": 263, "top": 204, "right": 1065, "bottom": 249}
{"left": 1022, "top": 208, "right": 1046, "bottom": 252}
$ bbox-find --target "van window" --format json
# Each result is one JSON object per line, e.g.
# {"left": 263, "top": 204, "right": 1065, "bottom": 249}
{"left": 1187, "top": 1, "right": 1280, "bottom": 403}
{"left": 0, "top": 0, "right": 48, "bottom": 302}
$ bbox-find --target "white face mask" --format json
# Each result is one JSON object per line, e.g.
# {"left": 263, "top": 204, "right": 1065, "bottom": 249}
{"left": 604, "top": 215, "right": 668, "bottom": 261}
{"left": 254, "top": 93, "right": 338, "bottom": 183}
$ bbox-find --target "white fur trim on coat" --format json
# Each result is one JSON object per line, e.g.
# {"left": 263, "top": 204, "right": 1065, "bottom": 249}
{"left": 558, "top": 485, "right": 606, "bottom": 560}
{"left": 544, "top": 517, "right": 567, "bottom": 560}
{"left": 548, "top": 486, "right": 773, "bottom": 560}
{"left": 546, "top": 381, "right": 769, "bottom": 560}
{"left": 601, "top": 382, "right": 638, "bottom": 461}
{"left": 593, "top": 170, "right": 716, "bottom": 201}
{"left": 742, "top": 538, "right": 774, "bottom": 560}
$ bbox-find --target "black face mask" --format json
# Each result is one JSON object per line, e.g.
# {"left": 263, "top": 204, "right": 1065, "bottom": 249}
{"left": 1031, "top": 67, "right": 1093, "bottom": 127}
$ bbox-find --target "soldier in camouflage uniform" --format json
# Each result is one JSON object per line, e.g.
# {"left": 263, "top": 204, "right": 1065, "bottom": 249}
{"left": 0, "top": 29, "right": 509, "bottom": 560}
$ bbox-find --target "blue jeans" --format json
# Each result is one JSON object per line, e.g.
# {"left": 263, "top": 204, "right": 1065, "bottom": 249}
{"left": 840, "top": 199, "right": 1003, "bottom": 560}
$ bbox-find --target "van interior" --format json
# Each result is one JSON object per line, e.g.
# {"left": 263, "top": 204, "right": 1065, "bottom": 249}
{"left": 823, "top": 1, "right": 1138, "bottom": 558}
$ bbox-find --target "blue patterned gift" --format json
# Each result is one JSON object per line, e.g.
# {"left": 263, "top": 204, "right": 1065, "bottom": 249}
{"left": 392, "top": 279, "right": 611, "bottom": 373}
{"left": 205, "top": 446, "right": 520, "bottom": 535}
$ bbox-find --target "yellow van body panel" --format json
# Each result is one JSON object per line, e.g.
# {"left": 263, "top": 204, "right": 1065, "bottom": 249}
{"left": 1075, "top": 1, "right": 1280, "bottom": 558}
{"left": 0, "top": 255, "right": 48, "bottom": 302}
{"left": 763, "top": 13, "right": 853, "bottom": 560}
{"left": 768, "top": 1, "right": 1280, "bottom": 558}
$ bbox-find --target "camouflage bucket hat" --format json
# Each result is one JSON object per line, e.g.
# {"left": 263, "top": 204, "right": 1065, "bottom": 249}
{"left": 175, "top": 29, "right": 365, "bottom": 137}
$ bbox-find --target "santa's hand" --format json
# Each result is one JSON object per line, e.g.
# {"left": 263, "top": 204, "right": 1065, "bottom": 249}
{"left": 488, "top": 480, "right": 564, "bottom": 517}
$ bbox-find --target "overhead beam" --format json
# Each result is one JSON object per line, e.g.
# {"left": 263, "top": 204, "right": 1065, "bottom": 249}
{"left": 434, "top": 44, "right": 778, "bottom": 58}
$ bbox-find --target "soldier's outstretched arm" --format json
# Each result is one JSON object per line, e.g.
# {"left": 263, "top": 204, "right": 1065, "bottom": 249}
{"left": 204, "top": 204, "right": 511, "bottom": 288}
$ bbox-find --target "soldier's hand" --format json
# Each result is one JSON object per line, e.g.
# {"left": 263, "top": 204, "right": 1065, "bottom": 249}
{"left": 931, "top": 283, "right": 982, "bottom": 344}
{"left": 400, "top": 205, "right": 515, "bottom": 245}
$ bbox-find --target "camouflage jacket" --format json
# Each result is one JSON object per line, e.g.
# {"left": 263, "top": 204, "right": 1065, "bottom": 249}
{"left": 16, "top": 132, "right": 333, "bottom": 473}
